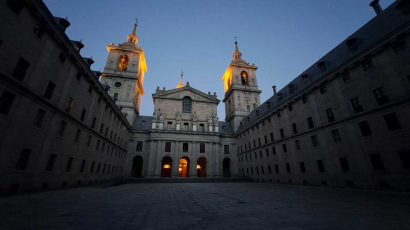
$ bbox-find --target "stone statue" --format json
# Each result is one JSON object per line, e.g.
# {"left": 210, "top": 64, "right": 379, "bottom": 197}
{"left": 192, "top": 112, "right": 198, "bottom": 122}
{"left": 213, "top": 114, "right": 219, "bottom": 125}
{"left": 176, "top": 112, "right": 181, "bottom": 123}
{"left": 159, "top": 112, "right": 164, "bottom": 122}
{"left": 208, "top": 115, "right": 213, "bottom": 125}
{"left": 153, "top": 110, "right": 158, "bottom": 122}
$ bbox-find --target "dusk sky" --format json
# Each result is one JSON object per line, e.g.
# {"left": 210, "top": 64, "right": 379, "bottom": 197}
{"left": 43, "top": 0, "right": 395, "bottom": 118}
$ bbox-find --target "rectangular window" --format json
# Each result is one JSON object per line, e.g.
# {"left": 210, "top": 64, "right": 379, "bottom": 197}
{"left": 80, "top": 160, "right": 86, "bottom": 173}
{"left": 317, "top": 160, "right": 325, "bottom": 172}
{"left": 90, "top": 162, "right": 95, "bottom": 173}
{"left": 399, "top": 150, "right": 410, "bottom": 169}
{"left": 280, "top": 128, "right": 284, "bottom": 138}
{"left": 295, "top": 140, "right": 301, "bottom": 150}
{"left": 272, "top": 146, "right": 276, "bottom": 155}
{"left": 165, "top": 142, "right": 171, "bottom": 152}
{"left": 299, "top": 162, "right": 306, "bottom": 173}
{"left": 358, "top": 121, "right": 372, "bottom": 136}
{"left": 311, "top": 135, "right": 319, "bottom": 147}
{"left": 33, "top": 108, "right": 46, "bottom": 127}
{"left": 307, "top": 117, "right": 314, "bottom": 129}
{"left": 292, "top": 123, "right": 297, "bottom": 134}
{"left": 87, "top": 135, "right": 92, "bottom": 146}
{"left": 200, "top": 143, "right": 206, "bottom": 153}
{"left": 302, "top": 94, "right": 308, "bottom": 104}
{"left": 167, "top": 121, "right": 173, "bottom": 129}
{"left": 282, "top": 143, "right": 287, "bottom": 153}
{"left": 319, "top": 84, "right": 326, "bottom": 94}
{"left": 96, "top": 140, "right": 100, "bottom": 150}
{"left": 92, "top": 117, "right": 96, "bottom": 129}
{"left": 224, "top": 145, "right": 229, "bottom": 154}
{"left": 12, "top": 57, "right": 30, "bottom": 81}
{"left": 59, "top": 120, "right": 67, "bottom": 136}
{"left": 183, "top": 123, "right": 189, "bottom": 131}
{"left": 275, "top": 164, "right": 279, "bottom": 173}
{"left": 270, "top": 132, "right": 274, "bottom": 142}
{"left": 350, "top": 97, "right": 363, "bottom": 113}
{"left": 66, "top": 97, "right": 73, "bottom": 112}
{"left": 45, "top": 154, "right": 57, "bottom": 171}
{"left": 258, "top": 138, "right": 261, "bottom": 146}
{"left": 43, "top": 81, "right": 56, "bottom": 99}
{"left": 33, "top": 25, "right": 44, "bottom": 38}
{"left": 76, "top": 71, "right": 82, "bottom": 80}
{"left": 286, "top": 163, "right": 291, "bottom": 173}
{"left": 58, "top": 52, "right": 66, "bottom": 64}
{"left": 265, "top": 148, "right": 269, "bottom": 157}
{"left": 0, "top": 90, "right": 16, "bottom": 115}
{"left": 80, "top": 109, "right": 87, "bottom": 122}
{"left": 339, "top": 157, "right": 350, "bottom": 172}
{"left": 326, "top": 108, "right": 335, "bottom": 122}
{"left": 268, "top": 165, "right": 272, "bottom": 174}
{"left": 369, "top": 153, "right": 385, "bottom": 170}
{"left": 383, "top": 113, "right": 401, "bottom": 131}
{"left": 75, "top": 129, "right": 81, "bottom": 142}
{"left": 66, "top": 157, "right": 73, "bottom": 172}
{"left": 199, "top": 124, "right": 205, "bottom": 132}
{"left": 264, "top": 135, "right": 267, "bottom": 144}
{"left": 373, "top": 87, "right": 390, "bottom": 105}
{"left": 16, "top": 148, "right": 31, "bottom": 170}
{"left": 100, "top": 123, "right": 104, "bottom": 133}
{"left": 331, "top": 129, "right": 341, "bottom": 142}
{"left": 136, "top": 141, "right": 143, "bottom": 152}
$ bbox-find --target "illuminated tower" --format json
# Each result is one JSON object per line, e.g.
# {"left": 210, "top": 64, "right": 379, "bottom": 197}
{"left": 222, "top": 40, "right": 261, "bottom": 132}
{"left": 100, "top": 21, "right": 147, "bottom": 124}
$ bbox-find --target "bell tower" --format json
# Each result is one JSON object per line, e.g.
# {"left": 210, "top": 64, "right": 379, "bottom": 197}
{"left": 100, "top": 21, "right": 148, "bottom": 124}
{"left": 222, "top": 40, "right": 261, "bottom": 132}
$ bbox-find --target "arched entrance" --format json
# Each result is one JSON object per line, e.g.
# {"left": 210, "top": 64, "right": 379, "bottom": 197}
{"left": 179, "top": 157, "right": 190, "bottom": 177}
{"left": 197, "top": 157, "right": 207, "bottom": 177}
{"left": 161, "top": 156, "right": 172, "bottom": 177}
{"left": 223, "top": 158, "right": 231, "bottom": 177}
{"left": 131, "top": 156, "right": 143, "bottom": 177}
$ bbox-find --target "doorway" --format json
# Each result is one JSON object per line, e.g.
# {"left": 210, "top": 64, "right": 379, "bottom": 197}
{"left": 131, "top": 156, "right": 143, "bottom": 177}
{"left": 223, "top": 158, "right": 231, "bottom": 177}
{"left": 179, "top": 157, "right": 190, "bottom": 177}
{"left": 161, "top": 156, "right": 172, "bottom": 177}
{"left": 197, "top": 157, "right": 207, "bottom": 177}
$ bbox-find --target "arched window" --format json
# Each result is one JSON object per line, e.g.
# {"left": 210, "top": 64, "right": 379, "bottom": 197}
{"left": 182, "top": 97, "right": 192, "bottom": 113}
{"left": 118, "top": 55, "right": 129, "bottom": 71}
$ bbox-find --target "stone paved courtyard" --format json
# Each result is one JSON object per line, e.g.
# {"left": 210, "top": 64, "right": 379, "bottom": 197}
{"left": 0, "top": 183, "right": 410, "bottom": 230}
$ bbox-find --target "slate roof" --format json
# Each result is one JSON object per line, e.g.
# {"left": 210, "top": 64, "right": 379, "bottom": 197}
{"left": 237, "top": 1, "right": 410, "bottom": 133}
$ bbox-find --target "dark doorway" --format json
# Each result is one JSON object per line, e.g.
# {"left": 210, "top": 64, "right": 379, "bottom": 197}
{"left": 197, "top": 157, "right": 207, "bottom": 177}
{"left": 223, "top": 158, "right": 231, "bottom": 177}
{"left": 161, "top": 156, "right": 172, "bottom": 177}
{"left": 131, "top": 155, "right": 143, "bottom": 177}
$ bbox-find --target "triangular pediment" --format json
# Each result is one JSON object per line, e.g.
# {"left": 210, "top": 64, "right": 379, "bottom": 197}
{"left": 152, "top": 86, "right": 220, "bottom": 104}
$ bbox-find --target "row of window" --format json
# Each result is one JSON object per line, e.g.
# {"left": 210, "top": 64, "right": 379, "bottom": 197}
{"left": 135, "top": 141, "right": 231, "bottom": 154}
{"left": 239, "top": 150, "right": 410, "bottom": 177}
{"left": 238, "top": 112, "right": 402, "bottom": 154}
{"left": 15, "top": 148, "right": 125, "bottom": 175}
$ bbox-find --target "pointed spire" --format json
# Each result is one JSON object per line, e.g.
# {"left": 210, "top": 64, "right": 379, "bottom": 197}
{"left": 232, "top": 36, "right": 243, "bottom": 62}
{"left": 132, "top": 18, "right": 138, "bottom": 35}
{"left": 176, "top": 70, "right": 185, "bottom": 88}
{"left": 127, "top": 19, "right": 139, "bottom": 45}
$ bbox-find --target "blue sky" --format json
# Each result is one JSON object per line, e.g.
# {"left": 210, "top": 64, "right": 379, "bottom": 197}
{"left": 43, "top": 0, "right": 395, "bottom": 118}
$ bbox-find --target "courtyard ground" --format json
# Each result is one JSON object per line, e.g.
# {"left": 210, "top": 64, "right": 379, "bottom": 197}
{"left": 0, "top": 182, "right": 409, "bottom": 230}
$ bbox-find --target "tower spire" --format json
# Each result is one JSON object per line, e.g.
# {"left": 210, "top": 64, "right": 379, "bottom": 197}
{"left": 232, "top": 36, "right": 242, "bottom": 62}
{"left": 127, "top": 19, "right": 139, "bottom": 45}
{"left": 176, "top": 70, "right": 185, "bottom": 88}
{"left": 132, "top": 18, "right": 138, "bottom": 35}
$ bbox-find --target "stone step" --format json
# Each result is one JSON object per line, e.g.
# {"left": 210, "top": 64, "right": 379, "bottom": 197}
{"left": 127, "top": 177, "right": 253, "bottom": 183}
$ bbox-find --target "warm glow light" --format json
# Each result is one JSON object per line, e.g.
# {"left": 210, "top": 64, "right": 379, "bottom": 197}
{"left": 178, "top": 167, "right": 182, "bottom": 172}
{"left": 138, "top": 51, "right": 148, "bottom": 86}
{"left": 163, "top": 164, "right": 171, "bottom": 169}
{"left": 221, "top": 66, "right": 232, "bottom": 92}
{"left": 196, "top": 165, "right": 201, "bottom": 169}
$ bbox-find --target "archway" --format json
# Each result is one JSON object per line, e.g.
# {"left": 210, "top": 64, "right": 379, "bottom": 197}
{"left": 179, "top": 157, "right": 190, "bottom": 177}
{"left": 131, "top": 155, "right": 143, "bottom": 177}
{"left": 197, "top": 157, "right": 207, "bottom": 177}
{"left": 223, "top": 158, "right": 231, "bottom": 177}
{"left": 161, "top": 156, "right": 172, "bottom": 177}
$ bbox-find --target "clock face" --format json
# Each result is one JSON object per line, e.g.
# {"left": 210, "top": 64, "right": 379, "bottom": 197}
{"left": 241, "top": 71, "right": 248, "bottom": 85}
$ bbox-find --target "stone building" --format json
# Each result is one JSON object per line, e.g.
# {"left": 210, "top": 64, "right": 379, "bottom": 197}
{"left": 0, "top": 0, "right": 130, "bottom": 194}
{"left": 235, "top": 0, "right": 410, "bottom": 190}
{"left": 0, "top": 0, "right": 409, "bottom": 194}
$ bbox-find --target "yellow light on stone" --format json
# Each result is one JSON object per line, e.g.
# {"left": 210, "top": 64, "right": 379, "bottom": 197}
{"left": 196, "top": 165, "right": 201, "bottom": 169}
{"left": 178, "top": 167, "right": 182, "bottom": 172}
{"left": 138, "top": 51, "right": 148, "bottom": 86}
{"left": 163, "top": 164, "right": 171, "bottom": 169}
{"left": 221, "top": 66, "right": 232, "bottom": 92}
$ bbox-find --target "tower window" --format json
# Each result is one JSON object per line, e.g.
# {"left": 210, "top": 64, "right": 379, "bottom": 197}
{"left": 12, "top": 57, "right": 30, "bottom": 81}
{"left": 241, "top": 71, "right": 249, "bottom": 85}
{"left": 182, "top": 97, "right": 192, "bottom": 113}
{"left": 0, "top": 90, "right": 16, "bottom": 116}
{"left": 118, "top": 55, "right": 129, "bottom": 71}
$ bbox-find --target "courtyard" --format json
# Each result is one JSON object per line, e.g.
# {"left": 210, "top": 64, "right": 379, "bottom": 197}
{"left": 0, "top": 182, "right": 409, "bottom": 230}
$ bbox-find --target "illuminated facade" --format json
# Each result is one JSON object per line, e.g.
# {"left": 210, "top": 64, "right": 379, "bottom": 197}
{"left": 100, "top": 22, "right": 147, "bottom": 124}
